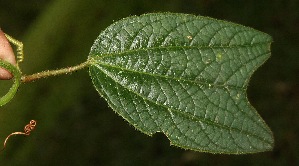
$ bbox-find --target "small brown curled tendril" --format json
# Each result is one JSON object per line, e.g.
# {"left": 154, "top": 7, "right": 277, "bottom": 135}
{"left": 24, "top": 120, "right": 37, "bottom": 135}
{"left": 1, "top": 120, "right": 37, "bottom": 152}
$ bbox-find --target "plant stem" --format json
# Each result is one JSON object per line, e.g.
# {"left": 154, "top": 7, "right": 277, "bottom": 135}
{"left": 21, "top": 61, "right": 90, "bottom": 83}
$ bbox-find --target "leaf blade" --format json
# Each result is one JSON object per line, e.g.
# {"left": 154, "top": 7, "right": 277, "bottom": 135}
{"left": 89, "top": 13, "right": 273, "bottom": 154}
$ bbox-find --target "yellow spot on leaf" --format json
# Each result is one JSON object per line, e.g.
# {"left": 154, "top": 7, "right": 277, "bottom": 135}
{"left": 216, "top": 53, "right": 222, "bottom": 62}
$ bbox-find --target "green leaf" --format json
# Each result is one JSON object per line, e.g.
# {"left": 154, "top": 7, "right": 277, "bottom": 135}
{"left": 88, "top": 13, "right": 273, "bottom": 154}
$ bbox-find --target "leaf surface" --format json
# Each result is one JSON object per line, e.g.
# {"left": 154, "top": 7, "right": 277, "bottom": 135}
{"left": 89, "top": 13, "right": 273, "bottom": 154}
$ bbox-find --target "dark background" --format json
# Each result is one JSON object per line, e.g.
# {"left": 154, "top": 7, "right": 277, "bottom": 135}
{"left": 0, "top": 0, "right": 298, "bottom": 165}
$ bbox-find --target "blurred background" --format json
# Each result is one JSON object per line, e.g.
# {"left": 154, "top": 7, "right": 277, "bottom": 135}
{"left": 0, "top": 0, "right": 298, "bottom": 165}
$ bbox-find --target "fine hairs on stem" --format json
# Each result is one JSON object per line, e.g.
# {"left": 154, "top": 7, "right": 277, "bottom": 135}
{"left": 21, "top": 61, "right": 90, "bottom": 83}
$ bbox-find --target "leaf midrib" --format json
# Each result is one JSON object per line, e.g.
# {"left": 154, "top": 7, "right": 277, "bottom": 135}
{"left": 90, "top": 42, "right": 271, "bottom": 57}
{"left": 89, "top": 44, "right": 270, "bottom": 90}
{"left": 91, "top": 58, "right": 245, "bottom": 91}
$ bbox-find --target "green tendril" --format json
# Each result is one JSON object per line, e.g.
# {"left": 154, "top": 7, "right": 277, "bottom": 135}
{"left": 0, "top": 60, "right": 21, "bottom": 106}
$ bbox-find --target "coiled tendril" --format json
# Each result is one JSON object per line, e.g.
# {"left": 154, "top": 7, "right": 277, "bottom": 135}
{"left": 1, "top": 120, "right": 37, "bottom": 151}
